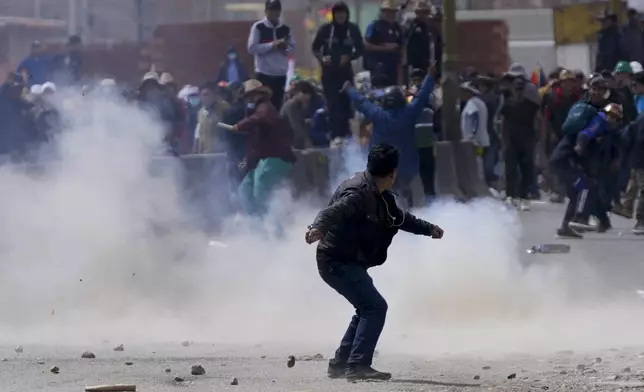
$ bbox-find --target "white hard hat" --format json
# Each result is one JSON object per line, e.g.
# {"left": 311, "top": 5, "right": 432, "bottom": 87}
{"left": 30, "top": 84, "right": 43, "bottom": 95}
{"left": 630, "top": 61, "right": 643, "bottom": 73}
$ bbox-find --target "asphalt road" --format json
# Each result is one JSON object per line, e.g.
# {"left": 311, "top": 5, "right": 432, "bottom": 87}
{"left": 1, "top": 201, "right": 643, "bottom": 392}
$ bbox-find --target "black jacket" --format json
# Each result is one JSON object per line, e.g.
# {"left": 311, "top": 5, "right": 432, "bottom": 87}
{"left": 312, "top": 171, "right": 435, "bottom": 267}
{"left": 312, "top": 20, "right": 364, "bottom": 82}
{"left": 595, "top": 25, "right": 622, "bottom": 72}
{"left": 621, "top": 112, "right": 644, "bottom": 169}
{"left": 405, "top": 18, "right": 443, "bottom": 78}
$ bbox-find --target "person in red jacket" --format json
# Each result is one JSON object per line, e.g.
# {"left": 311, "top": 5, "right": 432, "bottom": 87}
{"left": 224, "top": 79, "right": 296, "bottom": 215}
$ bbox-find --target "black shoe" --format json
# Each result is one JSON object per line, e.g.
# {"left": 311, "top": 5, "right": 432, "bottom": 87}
{"left": 569, "top": 217, "right": 593, "bottom": 232}
{"left": 327, "top": 362, "right": 346, "bottom": 379}
{"left": 596, "top": 220, "right": 612, "bottom": 233}
{"left": 633, "top": 221, "right": 644, "bottom": 235}
{"left": 346, "top": 365, "right": 392, "bottom": 381}
{"left": 557, "top": 226, "right": 583, "bottom": 239}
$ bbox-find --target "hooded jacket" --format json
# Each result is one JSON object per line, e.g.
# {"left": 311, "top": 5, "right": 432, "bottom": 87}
{"left": 345, "top": 75, "right": 435, "bottom": 183}
{"left": 312, "top": 171, "right": 435, "bottom": 267}
{"left": 620, "top": 111, "right": 644, "bottom": 169}
{"left": 311, "top": 2, "right": 364, "bottom": 79}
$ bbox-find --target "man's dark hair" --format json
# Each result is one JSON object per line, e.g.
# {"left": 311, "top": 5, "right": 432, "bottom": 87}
{"left": 292, "top": 80, "right": 315, "bottom": 95}
{"left": 367, "top": 144, "right": 399, "bottom": 177}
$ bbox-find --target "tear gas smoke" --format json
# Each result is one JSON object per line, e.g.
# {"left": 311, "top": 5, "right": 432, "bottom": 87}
{"left": 0, "top": 90, "right": 642, "bottom": 359}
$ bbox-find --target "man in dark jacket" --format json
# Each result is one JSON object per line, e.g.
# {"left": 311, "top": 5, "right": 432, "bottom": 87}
{"left": 551, "top": 77, "right": 619, "bottom": 238}
{"left": 595, "top": 13, "right": 623, "bottom": 73}
{"left": 619, "top": 103, "right": 644, "bottom": 233}
{"left": 305, "top": 143, "right": 443, "bottom": 381}
{"left": 216, "top": 47, "right": 248, "bottom": 85}
{"left": 404, "top": 1, "right": 442, "bottom": 81}
{"left": 312, "top": 1, "right": 364, "bottom": 139}
{"left": 0, "top": 78, "right": 38, "bottom": 160}
{"left": 363, "top": 0, "right": 404, "bottom": 86}
{"left": 621, "top": 8, "right": 644, "bottom": 65}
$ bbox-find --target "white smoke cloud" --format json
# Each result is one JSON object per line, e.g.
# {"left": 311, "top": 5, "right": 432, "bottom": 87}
{"left": 0, "top": 90, "right": 642, "bottom": 360}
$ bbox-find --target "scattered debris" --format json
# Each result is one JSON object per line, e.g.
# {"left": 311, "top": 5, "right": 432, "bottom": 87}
{"left": 583, "top": 368, "right": 597, "bottom": 375}
{"left": 287, "top": 355, "right": 296, "bottom": 368}
{"left": 527, "top": 244, "right": 570, "bottom": 254}
{"left": 50, "top": 366, "right": 59, "bottom": 374}
{"left": 559, "top": 370, "right": 568, "bottom": 375}
{"left": 113, "top": 344, "right": 124, "bottom": 352}
{"left": 482, "top": 366, "right": 491, "bottom": 370}
{"left": 191, "top": 364, "right": 206, "bottom": 375}
{"left": 37, "top": 360, "right": 45, "bottom": 365}
{"left": 297, "top": 354, "right": 324, "bottom": 361}
{"left": 622, "top": 367, "right": 632, "bottom": 373}
{"left": 174, "top": 377, "right": 184, "bottom": 382}
{"left": 181, "top": 341, "right": 190, "bottom": 347}
{"left": 260, "top": 355, "right": 266, "bottom": 359}
{"left": 164, "top": 368, "right": 171, "bottom": 373}
{"left": 507, "top": 373, "right": 517, "bottom": 380}
{"left": 595, "top": 357, "right": 602, "bottom": 363}
{"left": 576, "top": 364, "right": 587, "bottom": 371}
{"left": 125, "top": 362, "right": 133, "bottom": 366}
{"left": 1, "top": 358, "right": 7, "bottom": 362}
{"left": 15, "top": 346, "right": 23, "bottom": 354}
{"left": 606, "top": 375, "right": 620, "bottom": 381}
{"left": 230, "top": 377, "right": 239, "bottom": 385}
{"left": 85, "top": 384, "right": 136, "bottom": 391}
{"left": 81, "top": 351, "right": 96, "bottom": 359}
{"left": 473, "top": 375, "right": 480, "bottom": 380}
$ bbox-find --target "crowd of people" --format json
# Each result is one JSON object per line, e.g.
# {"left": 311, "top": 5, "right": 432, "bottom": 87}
{"left": 1, "top": 0, "right": 643, "bottom": 236}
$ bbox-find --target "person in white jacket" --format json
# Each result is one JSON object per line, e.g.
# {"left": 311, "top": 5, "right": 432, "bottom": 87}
{"left": 460, "top": 81, "right": 490, "bottom": 181}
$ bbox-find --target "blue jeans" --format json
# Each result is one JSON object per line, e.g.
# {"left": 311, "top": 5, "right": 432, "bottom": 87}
{"left": 318, "top": 262, "right": 388, "bottom": 367}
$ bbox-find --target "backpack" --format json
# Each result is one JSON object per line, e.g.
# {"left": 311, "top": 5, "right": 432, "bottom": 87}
{"left": 562, "top": 101, "right": 598, "bottom": 136}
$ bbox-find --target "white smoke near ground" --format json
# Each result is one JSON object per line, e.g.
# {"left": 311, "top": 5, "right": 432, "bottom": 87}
{"left": 0, "top": 91, "right": 642, "bottom": 359}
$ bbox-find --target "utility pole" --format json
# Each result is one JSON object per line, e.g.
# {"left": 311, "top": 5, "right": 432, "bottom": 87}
{"left": 441, "top": 0, "right": 459, "bottom": 142}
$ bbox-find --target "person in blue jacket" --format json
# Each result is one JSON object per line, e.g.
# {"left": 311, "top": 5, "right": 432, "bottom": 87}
{"left": 341, "top": 65, "right": 435, "bottom": 207}
{"left": 551, "top": 97, "right": 623, "bottom": 238}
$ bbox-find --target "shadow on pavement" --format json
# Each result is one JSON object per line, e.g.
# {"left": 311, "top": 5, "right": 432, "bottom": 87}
{"left": 389, "top": 378, "right": 481, "bottom": 387}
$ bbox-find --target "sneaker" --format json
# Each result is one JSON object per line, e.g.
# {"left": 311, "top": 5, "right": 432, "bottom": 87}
{"left": 612, "top": 204, "right": 633, "bottom": 219}
{"left": 346, "top": 365, "right": 392, "bottom": 381}
{"left": 632, "top": 221, "right": 644, "bottom": 235}
{"left": 327, "top": 361, "right": 346, "bottom": 379}
{"left": 505, "top": 197, "right": 519, "bottom": 209}
{"left": 556, "top": 226, "right": 583, "bottom": 239}
{"left": 569, "top": 217, "right": 594, "bottom": 232}
{"left": 519, "top": 199, "right": 531, "bottom": 211}
{"left": 596, "top": 221, "right": 612, "bottom": 233}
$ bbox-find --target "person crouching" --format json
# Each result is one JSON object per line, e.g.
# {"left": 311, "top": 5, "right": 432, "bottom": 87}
{"left": 226, "top": 79, "right": 296, "bottom": 216}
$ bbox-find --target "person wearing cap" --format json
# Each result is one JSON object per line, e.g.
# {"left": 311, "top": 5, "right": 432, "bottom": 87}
{"left": 405, "top": 1, "right": 442, "bottom": 81}
{"left": 499, "top": 69, "right": 541, "bottom": 211}
{"left": 17, "top": 41, "right": 53, "bottom": 87}
{"left": 618, "top": 74, "right": 644, "bottom": 233}
{"left": 363, "top": 0, "right": 405, "bottom": 86}
{"left": 312, "top": 1, "right": 364, "bottom": 140}
{"left": 595, "top": 12, "right": 623, "bottom": 73}
{"left": 247, "top": 0, "right": 294, "bottom": 111}
{"left": 137, "top": 71, "right": 183, "bottom": 156}
{"left": 550, "top": 77, "right": 619, "bottom": 237}
{"left": 541, "top": 69, "right": 582, "bottom": 202}
{"left": 620, "top": 9, "right": 644, "bottom": 65}
{"left": 225, "top": 79, "right": 296, "bottom": 216}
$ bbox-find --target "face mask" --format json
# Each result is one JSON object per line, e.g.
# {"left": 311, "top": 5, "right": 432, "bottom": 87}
{"left": 228, "top": 53, "right": 237, "bottom": 60}
{"left": 188, "top": 96, "right": 200, "bottom": 106}
{"left": 247, "top": 102, "right": 256, "bottom": 110}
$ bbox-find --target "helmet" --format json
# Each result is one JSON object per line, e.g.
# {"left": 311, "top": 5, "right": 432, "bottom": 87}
{"left": 589, "top": 76, "right": 608, "bottom": 89}
{"left": 380, "top": 85, "right": 406, "bottom": 108}
{"left": 603, "top": 103, "right": 623, "bottom": 119}
{"left": 614, "top": 61, "right": 633, "bottom": 74}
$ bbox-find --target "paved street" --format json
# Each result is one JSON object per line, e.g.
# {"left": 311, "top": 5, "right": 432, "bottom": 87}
{"left": 1, "top": 200, "right": 643, "bottom": 392}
